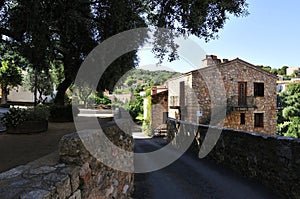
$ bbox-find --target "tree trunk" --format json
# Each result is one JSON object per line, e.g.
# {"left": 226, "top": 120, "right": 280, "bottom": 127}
{"left": 34, "top": 69, "right": 38, "bottom": 106}
{"left": 1, "top": 86, "right": 8, "bottom": 104}
{"left": 54, "top": 77, "right": 73, "bottom": 106}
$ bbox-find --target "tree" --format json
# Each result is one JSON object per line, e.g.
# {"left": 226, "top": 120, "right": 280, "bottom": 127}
{"left": 24, "top": 68, "right": 54, "bottom": 104}
{"left": 0, "top": 0, "right": 249, "bottom": 105}
{"left": 284, "top": 117, "right": 300, "bottom": 138}
{"left": 77, "top": 82, "right": 93, "bottom": 108}
{"left": 278, "top": 66, "right": 288, "bottom": 76}
{"left": 277, "top": 83, "right": 300, "bottom": 137}
{"left": 270, "top": 68, "right": 278, "bottom": 75}
{"left": 0, "top": 60, "right": 23, "bottom": 104}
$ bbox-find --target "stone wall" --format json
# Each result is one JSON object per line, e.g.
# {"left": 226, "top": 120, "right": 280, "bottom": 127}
{"left": 167, "top": 119, "right": 300, "bottom": 199}
{"left": 0, "top": 121, "right": 134, "bottom": 199}
{"left": 151, "top": 91, "right": 168, "bottom": 130}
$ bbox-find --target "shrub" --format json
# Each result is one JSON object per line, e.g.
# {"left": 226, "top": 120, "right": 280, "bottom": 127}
{"left": 0, "top": 105, "right": 49, "bottom": 127}
{"left": 26, "top": 104, "right": 50, "bottom": 121}
{"left": 94, "top": 95, "right": 111, "bottom": 105}
{"left": 142, "top": 120, "right": 152, "bottom": 137}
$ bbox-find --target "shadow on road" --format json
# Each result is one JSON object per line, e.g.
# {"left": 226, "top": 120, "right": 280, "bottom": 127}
{"left": 133, "top": 137, "right": 282, "bottom": 199}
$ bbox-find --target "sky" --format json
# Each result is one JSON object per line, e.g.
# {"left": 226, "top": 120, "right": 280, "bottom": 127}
{"left": 137, "top": 0, "right": 300, "bottom": 73}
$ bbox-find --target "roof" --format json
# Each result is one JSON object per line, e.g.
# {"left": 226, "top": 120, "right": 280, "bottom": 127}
{"left": 167, "top": 57, "right": 278, "bottom": 81}
{"left": 224, "top": 58, "right": 278, "bottom": 79}
{"left": 151, "top": 90, "right": 168, "bottom": 96}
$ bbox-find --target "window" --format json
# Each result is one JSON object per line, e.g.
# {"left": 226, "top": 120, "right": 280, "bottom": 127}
{"left": 254, "top": 83, "right": 264, "bottom": 97}
{"left": 254, "top": 113, "right": 264, "bottom": 127}
{"left": 240, "top": 113, "right": 245, "bottom": 125}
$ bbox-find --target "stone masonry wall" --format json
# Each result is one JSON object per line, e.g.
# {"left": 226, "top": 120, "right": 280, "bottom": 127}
{"left": 0, "top": 121, "right": 134, "bottom": 199}
{"left": 167, "top": 119, "right": 300, "bottom": 199}
{"left": 151, "top": 91, "right": 168, "bottom": 130}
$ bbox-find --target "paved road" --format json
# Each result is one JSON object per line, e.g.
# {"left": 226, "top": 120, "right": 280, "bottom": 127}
{"left": 133, "top": 137, "right": 282, "bottom": 199}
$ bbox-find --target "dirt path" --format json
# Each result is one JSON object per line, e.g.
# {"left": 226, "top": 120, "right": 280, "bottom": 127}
{"left": 0, "top": 122, "right": 76, "bottom": 172}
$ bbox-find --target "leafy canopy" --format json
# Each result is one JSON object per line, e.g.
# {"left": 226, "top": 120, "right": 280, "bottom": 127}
{"left": 0, "top": 60, "right": 22, "bottom": 88}
{"left": 0, "top": 0, "right": 249, "bottom": 105}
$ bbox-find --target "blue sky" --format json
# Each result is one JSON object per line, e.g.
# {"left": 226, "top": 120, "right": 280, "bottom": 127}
{"left": 137, "top": 0, "right": 300, "bottom": 72}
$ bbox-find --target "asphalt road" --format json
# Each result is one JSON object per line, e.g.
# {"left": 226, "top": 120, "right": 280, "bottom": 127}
{"left": 133, "top": 137, "right": 282, "bottom": 199}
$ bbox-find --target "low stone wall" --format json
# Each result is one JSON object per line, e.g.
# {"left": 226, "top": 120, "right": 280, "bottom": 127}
{"left": 0, "top": 121, "right": 134, "bottom": 199}
{"left": 167, "top": 119, "right": 300, "bottom": 199}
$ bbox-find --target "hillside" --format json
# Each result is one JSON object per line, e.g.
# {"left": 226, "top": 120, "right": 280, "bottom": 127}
{"left": 114, "top": 69, "right": 180, "bottom": 93}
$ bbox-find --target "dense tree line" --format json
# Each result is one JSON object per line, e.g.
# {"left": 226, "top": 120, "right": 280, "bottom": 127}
{"left": 0, "top": 0, "right": 248, "bottom": 105}
{"left": 257, "top": 65, "right": 296, "bottom": 78}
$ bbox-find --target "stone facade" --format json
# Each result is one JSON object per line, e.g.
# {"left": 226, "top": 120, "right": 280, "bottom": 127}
{"left": 286, "top": 66, "right": 300, "bottom": 76}
{"left": 167, "top": 119, "right": 300, "bottom": 199}
{"left": 151, "top": 90, "right": 168, "bottom": 130}
{"left": 0, "top": 121, "right": 134, "bottom": 199}
{"left": 167, "top": 56, "right": 278, "bottom": 134}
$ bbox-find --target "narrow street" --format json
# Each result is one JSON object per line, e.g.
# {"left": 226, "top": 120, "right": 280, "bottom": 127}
{"left": 133, "top": 135, "right": 281, "bottom": 199}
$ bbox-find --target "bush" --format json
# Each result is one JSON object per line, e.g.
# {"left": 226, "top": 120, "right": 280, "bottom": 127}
{"left": 284, "top": 117, "right": 300, "bottom": 138}
{"left": 0, "top": 105, "right": 49, "bottom": 128}
{"left": 26, "top": 104, "right": 50, "bottom": 121}
{"left": 49, "top": 104, "right": 79, "bottom": 122}
{"left": 94, "top": 95, "right": 111, "bottom": 106}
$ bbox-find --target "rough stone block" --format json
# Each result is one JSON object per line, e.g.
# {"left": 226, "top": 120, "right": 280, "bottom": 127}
{"left": 20, "top": 189, "right": 51, "bottom": 199}
{"left": 68, "top": 190, "right": 81, "bottom": 199}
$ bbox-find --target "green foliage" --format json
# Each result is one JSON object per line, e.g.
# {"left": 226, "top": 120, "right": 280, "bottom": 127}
{"left": 115, "top": 69, "right": 180, "bottom": 94}
{"left": 277, "top": 82, "right": 300, "bottom": 138}
{"left": 0, "top": 105, "right": 49, "bottom": 127}
{"left": 146, "top": 89, "right": 151, "bottom": 97}
{"left": 277, "top": 122, "right": 290, "bottom": 136}
{"left": 24, "top": 68, "right": 54, "bottom": 103}
{"left": 117, "top": 69, "right": 178, "bottom": 124}
{"left": 0, "top": 0, "right": 248, "bottom": 105}
{"left": 26, "top": 105, "right": 50, "bottom": 121}
{"left": 278, "top": 66, "right": 288, "bottom": 76}
{"left": 257, "top": 65, "right": 272, "bottom": 73}
{"left": 270, "top": 68, "right": 278, "bottom": 75}
{"left": 283, "top": 106, "right": 300, "bottom": 120}
{"left": 0, "top": 60, "right": 23, "bottom": 104}
{"left": 142, "top": 96, "right": 152, "bottom": 136}
{"left": 142, "top": 120, "right": 152, "bottom": 137}
{"left": 94, "top": 95, "right": 111, "bottom": 106}
{"left": 126, "top": 94, "right": 144, "bottom": 121}
{"left": 256, "top": 65, "right": 291, "bottom": 76}
{"left": 0, "top": 60, "right": 22, "bottom": 88}
{"left": 285, "top": 83, "right": 300, "bottom": 95}
{"left": 0, "top": 43, "right": 28, "bottom": 69}
{"left": 284, "top": 117, "right": 300, "bottom": 138}
{"left": 0, "top": 108, "right": 27, "bottom": 127}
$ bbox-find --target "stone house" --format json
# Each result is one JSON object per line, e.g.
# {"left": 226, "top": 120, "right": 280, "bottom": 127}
{"left": 143, "top": 86, "right": 168, "bottom": 132}
{"left": 277, "top": 78, "right": 300, "bottom": 93}
{"left": 166, "top": 55, "right": 278, "bottom": 134}
{"left": 150, "top": 90, "right": 168, "bottom": 130}
{"left": 286, "top": 66, "right": 300, "bottom": 77}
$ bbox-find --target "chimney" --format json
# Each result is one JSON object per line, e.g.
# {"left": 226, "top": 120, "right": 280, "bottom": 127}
{"left": 151, "top": 86, "right": 157, "bottom": 95}
{"left": 222, "top": 59, "right": 229, "bottom": 63}
{"left": 202, "top": 55, "right": 221, "bottom": 67}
